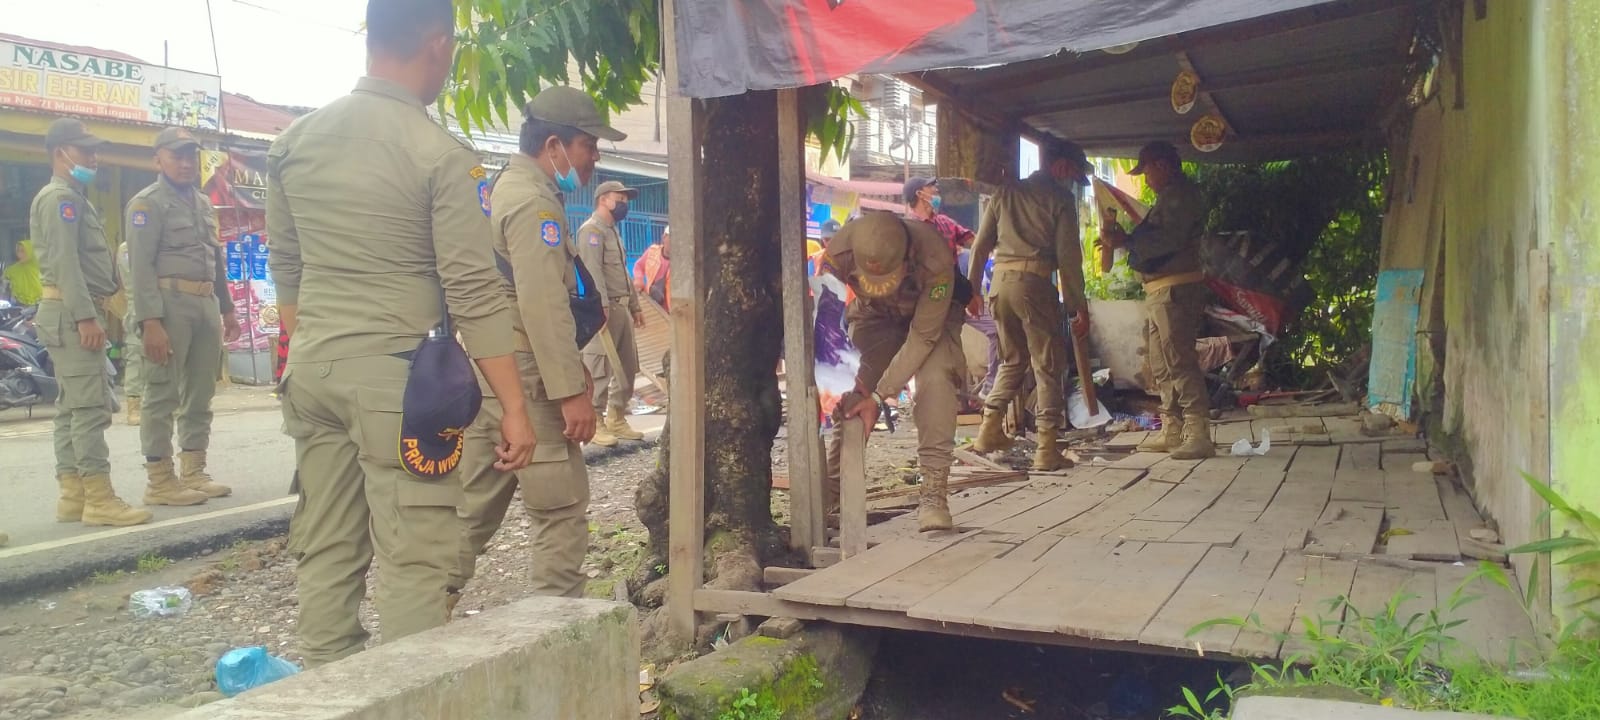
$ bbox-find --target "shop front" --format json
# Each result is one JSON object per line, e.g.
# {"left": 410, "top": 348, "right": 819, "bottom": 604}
{"left": 200, "top": 143, "right": 278, "bottom": 384}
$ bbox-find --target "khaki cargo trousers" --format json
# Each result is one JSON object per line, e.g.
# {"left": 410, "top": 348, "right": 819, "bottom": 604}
{"left": 279, "top": 354, "right": 462, "bottom": 666}
{"left": 984, "top": 269, "right": 1068, "bottom": 430}
{"left": 452, "top": 351, "right": 590, "bottom": 598}
{"left": 1144, "top": 282, "right": 1210, "bottom": 417}
{"left": 37, "top": 299, "right": 116, "bottom": 477}
{"left": 139, "top": 287, "right": 222, "bottom": 457}
{"left": 581, "top": 304, "right": 641, "bottom": 413}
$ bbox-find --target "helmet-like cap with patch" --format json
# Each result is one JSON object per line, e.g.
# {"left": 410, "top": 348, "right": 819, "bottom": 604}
{"left": 525, "top": 87, "right": 626, "bottom": 142}
{"left": 847, "top": 212, "right": 910, "bottom": 299}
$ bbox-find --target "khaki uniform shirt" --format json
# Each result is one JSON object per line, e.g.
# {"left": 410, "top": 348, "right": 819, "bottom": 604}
{"left": 968, "top": 170, "right": 1086, "bottom": 312}
{"left": 576, "top": 213, "right": 641, "bottom": 314}
{"left": 30, "top": 177, "right": 118, "bottom": 322}
{"left": 486, "top": 154, "right": 587, "bottom": 401}
{"left": 265, "top": 76, "right": 515, "bottom": 363}
{"left": 125, "top": 177, "right": 233, "bottom": 322}
{"left": 1129, "top": 175, "right": 1206, "bottom": 280}
{"left": 823, "top": 217, "right": 959, "bottom": 398}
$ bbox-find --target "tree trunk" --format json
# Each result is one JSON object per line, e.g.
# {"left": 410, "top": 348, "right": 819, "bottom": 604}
{"left": 634, "top": 91, "right": 786, "bottom": 633}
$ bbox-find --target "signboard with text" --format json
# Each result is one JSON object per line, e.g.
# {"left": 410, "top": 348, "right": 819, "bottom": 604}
{"left": 0, "top": 39, "right": 222, "bottom": 130}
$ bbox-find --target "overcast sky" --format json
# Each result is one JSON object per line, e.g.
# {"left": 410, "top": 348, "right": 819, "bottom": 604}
{"left": 5, "top": 0, "right": 370, "bottom": 108}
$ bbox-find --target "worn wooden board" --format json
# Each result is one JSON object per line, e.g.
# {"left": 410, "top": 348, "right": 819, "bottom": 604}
{"left": 1139, "top": 462, "right": 1241, "bottom": 523}
{"left": 1341, "top": 563, "right": 1435, "bottom": 644}
{"left": 1321, "top": 415, "right": 1366, "bottom": 441}
{"left": 979, "top": 538, "right": 1126, "bottom": 632}
{"left": 1111, "top": 452, "right": 1169, "bottom": 470}
{"left": 1242, "top": 446, "right": 1298, "bottom": 473}
{"left": 1111, "top": 520, "right": 1188, "bottom": 542}
{"left": 954, "top": 448, "right": 1008, "bottom": 471}
{"left": 1058, "top": 542, "right": 1213, "bottom": 642}
{"left": 1288, "top": 445, "right": 1342, "bottom": 474}
{"left": 1438, "top": 477, "right": 1487, "bottom": 544}
{"left": 1231, "top": 552, "right": 1307, "bottom": 659}
{"left": 1167, "top": 469, "right": 1284, "bottom": 545}
{"left": 955, "top": 483, "right": 1082, "bottom": 530}
{"left": 984, "top": 472, "right": 1126, "bottom": 538}
{"left": 1435, "top": 563, "right": 1540, "bottom": 667}
{"left": 1052, "top": 480, "right": 1175, "bottom": 539}
{"left": 1213, "top": 420, "right": 1256, "bottom": 447}
{"left": 774, "top": 536, "right": 963, "bottom": 606}
{"left": 1383, "top": 437, "right": 1428, "bottom": 454}
{"left": 1141, "top": 548, "right": 1282, "bottom": 653}
{"left": 1145, "top": 458, "right": 1204, "bottom": 484}
{"left": 1383, "top": 469, "right": 1449, "bottom": 530}
{"left": 1330, "top": 467, "right": 1385, "bottom": 504}
{"left": 1248, "top": 402, "right": 1360, "bottom": 418}
{"left": 1236, "top": 471, "right": 1333, "bottom": 550}
{"left": 839, "top": 418, "right": 869, "bottom": 558}
{"left": 1105, "top": 431, "right": 1150, "bottom": 452}
{"left": 1340, "top": 440, "right": 1382, "bottom": 470}
{"left": 847, "top": 541, "right": 1012, "bottom": 612}
{"left": 1386, "top": 519, "right": 1462, "bottom": 561}
{"left": 865, "top": 484, "right": 1026, "bottom": 545}
{"left": 907, "top": 555, "right": 1044, "bottom": 625}
{"left": 1304, "top": 501, "right": 1385, "bottom": 556}
{"left": 1281, "top": 556, "right": 1359, "bottom": 658}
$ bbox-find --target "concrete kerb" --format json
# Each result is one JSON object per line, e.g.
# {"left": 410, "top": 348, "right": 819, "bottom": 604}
{"left": 0, "top": 434, "right": 661, "bottom": 603}
{"left": 172, "top": 596, "right": 640, "bottom": 720}
{"left": 1233, "top": 696, "right": 1514, "bottom": 720}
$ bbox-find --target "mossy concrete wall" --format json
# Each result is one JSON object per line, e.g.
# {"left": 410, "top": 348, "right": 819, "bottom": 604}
{"left": 657, "top": 624, "right": 879, "bottom": 720}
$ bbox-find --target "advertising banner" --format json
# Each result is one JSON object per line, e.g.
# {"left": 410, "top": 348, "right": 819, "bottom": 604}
{"left": 0, "top": 39, "right": 222, "bottom": 129}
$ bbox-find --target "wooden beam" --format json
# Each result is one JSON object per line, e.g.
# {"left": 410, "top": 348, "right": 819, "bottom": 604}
{"left": 778, "top": 87, "right": 825, "bottom": 555}
{"left": 664, "top": 0, "right": 707, "bottom": 644}
{"left": 839, "top": 417, "right": 868, "bottom": 558}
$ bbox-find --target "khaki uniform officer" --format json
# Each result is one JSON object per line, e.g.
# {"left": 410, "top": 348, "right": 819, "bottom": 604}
{"left": 966, "top": 141, "right": 1092, "bottom": 471}
{"left": 450, "top": 87, "right": 620, "bottom": 608}
{"left": 577, "top": 180, "right": 646, "bottom": 447}
{"left": 821, "top": 211, "right": 965, "bottom": 532}
{"left": 126, "top": 127, "right": 241, "bottom": 506}
{"left": 267, "top": 3, "right": 535, "bottom": 666}
{"left": 32, "top": 119, "right": 152, "bottom": 528}
{"left": 1101, "top": 141, "right": 1212, "bottom": 459}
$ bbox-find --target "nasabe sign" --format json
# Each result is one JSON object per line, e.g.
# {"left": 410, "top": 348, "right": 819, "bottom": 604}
{"left": 0, "top": 39, "right": 222, "bottom": 130}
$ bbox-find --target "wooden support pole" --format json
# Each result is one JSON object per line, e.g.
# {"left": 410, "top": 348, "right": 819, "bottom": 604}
{"left": 664, "top": 0, "right": 707, "bottom": 644}
{"left": 839, "top": 417, "right": 868, "bottom": 558}
{"left": 777, "top": 87, "right": 825, "bottom": 555}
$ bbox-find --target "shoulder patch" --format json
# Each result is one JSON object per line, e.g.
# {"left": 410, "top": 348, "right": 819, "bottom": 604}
{"left": 59, "top": 201, "right": 77, "bottom": 223}
{"left": 469, "top": 165, "right": 487, "bottom": 181}
{"left": 586, "top": 231, "right": 601, "bottom": 247}
{"left": 477, "top": 180, "right": 491, "bottom": 217}
{"left": 540, "top": 220, "right": 562, "bottom": 248}
{"left": 928, "top": 279, "right": 951, "bottom": 301}
{"left": 131, "top": 210, "right": 148, "bottom": 227}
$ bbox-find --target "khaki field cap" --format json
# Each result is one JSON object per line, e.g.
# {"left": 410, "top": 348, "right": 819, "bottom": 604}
{"left": 1130, "top": 141, "right": 1182, "bottom": 176}
{"left": 594, "top": 180, "right": 639, "bottom": 201}
{"left": 45, "top": 118, "right": 107, "bottom": 149}
{"left": 154, "top": 127, "right": 201, "bottom": 151}
{"left": 851, "top": 211, "right": 910, "bottom": 299}
{"left": 525, "top": 87, "right": 627, "bottom": 142}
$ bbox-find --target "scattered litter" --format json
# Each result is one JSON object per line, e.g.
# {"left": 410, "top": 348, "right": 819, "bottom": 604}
{"left": 1068, "top": 386, "right": 1111, "bottom": 429}
{"left": 129, "top": 587, "right": 192, "bottom": 619}
{"left": 215, "top": 646, "right": 300, "bottom": 696}
{"left": 640, "top": 699, "right": 660, "bottom": 714}
{"left": 38, "top": 601, "right": 57, "bottom": 612}
{"left": 1001, "top": 687, "right": 1036, "bottom": 714}
{"left": 1091, "top": 456, "right": 1109, "bottom": 466}
{"left": 465, "top": 610, "right": 480, "bottom": 616}
{"left": 1229, "top": 430, "right": 1272, "bottom": 456}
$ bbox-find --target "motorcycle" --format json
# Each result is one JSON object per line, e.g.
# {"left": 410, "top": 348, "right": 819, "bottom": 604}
{"left": 0, "top": 298, "right": 58, "bottom": 413}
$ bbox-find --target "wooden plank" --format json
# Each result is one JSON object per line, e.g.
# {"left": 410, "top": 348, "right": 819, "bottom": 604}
{"left": 1058, "top": 542, "right": 1213, "bottom": 642}
{"left": 1331, "top": 466, "right": 1385, "bottom": 504}
{"left": 1383, "top": 469, "right": 1449, "bottom": 529}
{"left": 1243, "top": 446, "right": 1298, "bottom": 473}
{"left": 865, "top": 483, "right": 1027, "bottom": 545}
{"left": 774, "top": 536, "right": 963, "bottom": 606}
{"left": 984, "top": 471, "right": 1127, "bottom": 537}
{"left": 1111, "top": 452, "right": 1168, "bottom": 470}
{"left": 1145, "top": 457, "right": 1204, "bottom": 484}
{"left": 838, "top": 418, "right": 868, "bottom": 558}
{"left": 1236, "top": 469, "right": 1333, "bottom": 550}
{"left": 809, "top": 547, "right": 841, "bottom": 568}
{"left": 1321, "top": 415, "right": 1366, "bottom": 441}
{"left": 1281, "top": 556, "right": 1359, "bottom": 659}
{"left": 1341, "top": 563, "right": 1434, "bottom": 644}
{"left": 1167, "top": 469, "right": 1284, "bottom": 545}
{"left": 1304, "top": 501, "right": 1384, "bottom": 556}
{"left": 1231, "top": 553, "right": 1306, "bottom": 658}
{"left": 1213, "top": 420, "right": 1255, "bottom": 447}
{"left": 1138, "top": 462, "right": 1241, "bottom": 523}
{"left": 979, "top": 538, "right": 1126, "bottom": 632}
{"left": 1383, "top": 437, "right": 1428, "bottom": 454}
{"left": 847, "top": 541, "right": 1012, "bottom": 612}
{"left": 663, "top": 5, "right": 707, "bottom": 641}
{"left": 1438, "top": 476, "right": 1487, "bottom": 545}
{"left": 1386, "top": 519, "right": 1461, "bottom": 562}
{"left": 1435, "top": 564, "right": 1540, "bottom": 667}
{"left": 1105, "top": 431, "right": 1149, "bottom": 452}
{"left": 777, "top": 87, "right": 823, "bottom": 555}
{"left": 1288, "top": 444, "right": 1342, "bottom": 473}
{"left": 1112, "top": 520, "right": 1188, "bottom": 542}
{"left": 1053, "top": 480, "right": 1175, "bottom": 539}
{"left": 1141, "top": 548, "right": 1282, "bottom": 653}
{"left": 953, "top": 448, "right": 1008, "bottom": 471}
{"left": 954, "top": 482, "right": 1080, "bottom": 529}
{"left": 1248, "top": 401, "right": 1360, "bottom": 418}
{"left": 762, "top": 566, "right": 815, "bottom": 587}
{"left": 908, "top": 554, "right": 1046, "bottom": 625}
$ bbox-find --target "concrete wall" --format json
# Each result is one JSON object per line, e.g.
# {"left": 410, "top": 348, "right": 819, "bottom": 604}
{"left": 173, "top": 597, "right": 638, "bottom": 720}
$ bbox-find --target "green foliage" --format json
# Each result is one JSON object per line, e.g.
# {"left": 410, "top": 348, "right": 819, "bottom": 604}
{"left": 1164, "top": 674, "right": 1232, "bottom": 719}
{"left": 1477, "top": 472, "right": 1600, "bottom": 641}
{"left": 137, "top": 552, "right": 172, "bottom": 574}
{"left": 447, "top": 0, "right": 862, "bottom": 161}
{"left": 1186, "top": 151, "right": 1388, "bottom": 388}
{"left": 1080, "top": 214, "right": 1145, "bottom": 302}
{"left": 713, "top": 656, "right": 825, "bottom": 720}
{"left": 717, "top": 688, "right": 780, "bottom": 720}
{"left": 1445, "top": 637, "right": 1600, "bottom": 720}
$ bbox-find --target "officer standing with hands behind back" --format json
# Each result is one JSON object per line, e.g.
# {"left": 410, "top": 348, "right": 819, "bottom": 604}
{"left": 33, "top": 118, "right": 152, "bottom": 528}
{"left": 125, "top": 127, "right": 241, "bottom": 508}
{"left": 267, "top": 0, "right": 534, "bottom": 666}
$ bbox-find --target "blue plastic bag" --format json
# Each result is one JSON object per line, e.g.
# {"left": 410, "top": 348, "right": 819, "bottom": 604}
{"left": 215, "top": 646, "right": 300, "bottom": 696}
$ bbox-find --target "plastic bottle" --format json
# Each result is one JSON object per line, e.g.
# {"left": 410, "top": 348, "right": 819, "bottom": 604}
{"left": 215, "top": 646, "right": 301, "bottom": 696}
{"left": 128, "top": 586, "right": 193, "bottom": 618}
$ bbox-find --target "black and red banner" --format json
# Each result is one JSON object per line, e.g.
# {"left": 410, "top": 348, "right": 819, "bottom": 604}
{"left": 672, "top": 0, "right": 1336, "bottom": 98}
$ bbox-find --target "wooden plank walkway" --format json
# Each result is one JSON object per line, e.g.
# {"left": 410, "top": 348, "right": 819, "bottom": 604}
{"left": 765, "top": 430, "right": 1539, "bottom": 666}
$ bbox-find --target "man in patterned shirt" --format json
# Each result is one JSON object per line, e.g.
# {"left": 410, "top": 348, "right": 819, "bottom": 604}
{"left": 906, "top": 177, "right": 998, "bottom": 402}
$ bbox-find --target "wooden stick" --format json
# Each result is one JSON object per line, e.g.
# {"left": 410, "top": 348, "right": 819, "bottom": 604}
{"left": 839, "top": 417, "right": 868, "bottom": 559}
{"left": 954, "top": 448, "right": 1008, "bottom": 471}
{"left": 1072, "top": 333, "right": 1099, "bottom": 415}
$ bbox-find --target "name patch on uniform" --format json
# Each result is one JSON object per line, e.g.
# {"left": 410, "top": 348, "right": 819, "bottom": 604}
{"left": 477, "top": 180, "right": 491, "bottom": 217}
{"left": 538, "top": 210, "right": 558, "bottom": 221}
{"left": 131, "top": 210, "right": 148, "bottom": 227}
{"left": 929, "top": 282, "right": 951, "bottom": 301}
{"left": 59, "top": 202, "right": 77, "bottom": 223}
{"left": 540, "top": 220, "right": 562, "bottom": 248}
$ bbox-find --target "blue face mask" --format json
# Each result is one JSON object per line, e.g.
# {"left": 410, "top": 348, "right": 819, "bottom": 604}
{"left": 554, "top": 143, "right": 580, "bottom": 194}
{"left": 69, "top": 165, "right": 96, "bottom": 185}
{"left": 928, "top": 195, "right": 943, "bottom": 212}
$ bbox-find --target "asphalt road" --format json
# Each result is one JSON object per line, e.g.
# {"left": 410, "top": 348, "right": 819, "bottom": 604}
{"left": 0, "top": 385, "right": 663, "bottom": 600}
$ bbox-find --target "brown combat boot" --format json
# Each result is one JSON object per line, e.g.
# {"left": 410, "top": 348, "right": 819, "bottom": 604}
{"left": 81, "top": 474, "right": 153, "bottom": 526}
{"left": 588, "top": 426, "right": 618, "bottom": 447}
{"left": 1137, "top": 415, "right": 1184, "bottom": 453}
{"left": 606, "top": 406, "right": 645, "bottom": 441}
{"left": 1032, "top": 429, "right": 1075, "bottom": 471}
{"left": 178, "top": 450, "right": 232, "bottom": 498}
{"left": 57, "top": 472, "right": 84, "bottom": 523}
{"left": 1170, "top": 414, "right": 1216, "bottom": 460}
{"left": 917, "top": 467, "right": 954, "bottom": 532}
{"left": 445, "top": 590, "right": 462, "bottom": 622}
{"left": 124, "top": 396, "right": 141, "bottom": 426}
{"left": 971, "top": 406, "right": 1013, "bottom": 453}
{"left": 143, "top": 459, "right": 209, "bottom": 506}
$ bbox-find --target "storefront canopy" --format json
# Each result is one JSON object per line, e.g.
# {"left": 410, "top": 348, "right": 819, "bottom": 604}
{"left": 672, "top": 0, "right": 1344, "bottom": 98}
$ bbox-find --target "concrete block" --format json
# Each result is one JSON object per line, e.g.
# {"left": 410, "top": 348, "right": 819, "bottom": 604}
{"left": 758, "top": 617, "right": 805, "bottom": 639}
{"left": 170, "top": 597, "right": 638, "bottom": 720}
{"left": 658, "top": 623, "right": 878, "bottom": 720}
{"left": 1234, "top": 696, "right": 1514, "bottom": 720}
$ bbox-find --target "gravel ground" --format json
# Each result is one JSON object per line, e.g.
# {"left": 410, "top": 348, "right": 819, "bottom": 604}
{"left": 0, "top": 450, "right": 658, "bottom": 720}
